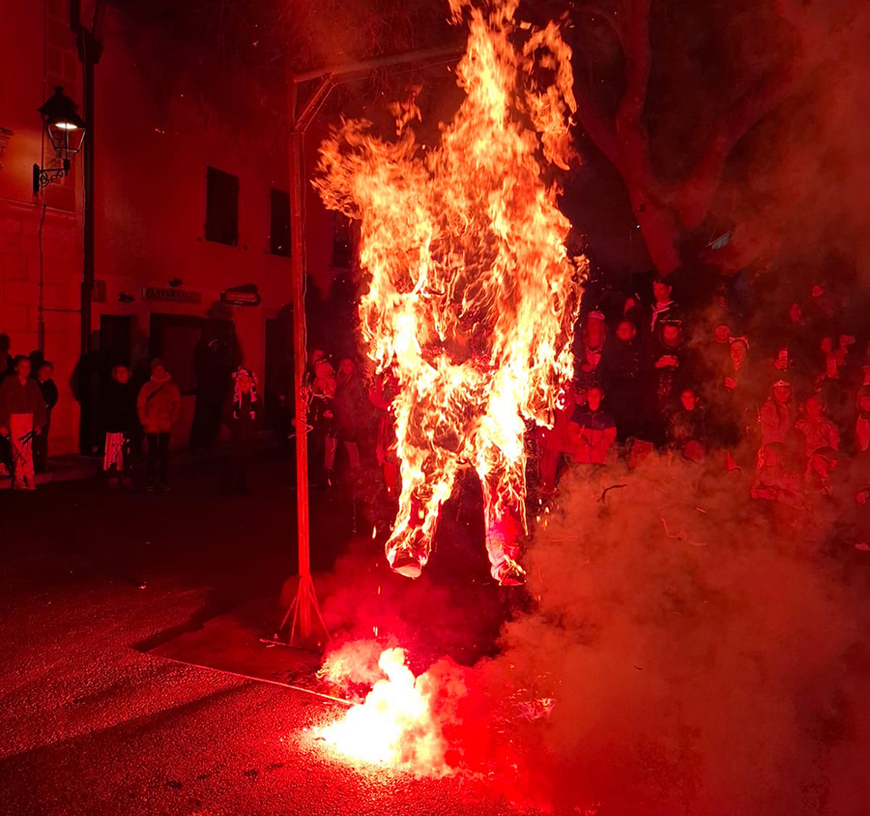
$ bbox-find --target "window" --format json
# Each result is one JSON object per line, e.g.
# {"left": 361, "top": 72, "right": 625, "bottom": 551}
{"left": 270, "top": 188, "right": 292, "bottom": 257}
{"left": 205, "top": 166, "right": 239, "bottom": 246}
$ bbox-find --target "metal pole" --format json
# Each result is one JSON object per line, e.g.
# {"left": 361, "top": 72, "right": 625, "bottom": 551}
{"left": 79, "top": 36, "right": 95, "bottom": 454}
{"left": 291, "top": 43, "right": 464, "bottom": 85}
{"left": 289, "top": 107, "right": 312, "bottom": 638}
{"left": 277, "top": 47, "right": 463, "bottom": 643}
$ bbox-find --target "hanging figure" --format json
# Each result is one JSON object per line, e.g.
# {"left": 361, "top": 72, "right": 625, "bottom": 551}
{"left": 314, "top": 0, "right": 582, "bottom": 585}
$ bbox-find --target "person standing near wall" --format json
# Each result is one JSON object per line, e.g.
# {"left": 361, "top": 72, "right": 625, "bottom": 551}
{"left": 137, "top": 359, "right": 181, "bottom": 492}
{"left": 0, "top": 334, "right": 13, "bottom": 478}
{"left": 0, "top": 334, "right": 13, "bottom": 380}
{"left": 32, "top": 361, "right": 58, "bottom": 473}
{"left": 0, "top": 357, "right": 48, "bottom": 490}
{"left": 328, "top": 358, "right": 365, "bottom": 484}
{"left": 222, "top": 366, "right": 260, "bottom": 495}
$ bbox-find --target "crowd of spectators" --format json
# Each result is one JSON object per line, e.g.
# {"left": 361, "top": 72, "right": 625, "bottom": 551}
{"left": 535, "top": 274, "right": 870, "bottom": 546}
{"left": 0, "top": 333, "right": 261, "bottom": 494}
{"left": 3, "top": 269, "right": 868, "bottom": 548}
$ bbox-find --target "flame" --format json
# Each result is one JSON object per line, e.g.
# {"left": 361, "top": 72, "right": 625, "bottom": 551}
{"left": 315, "top": 0, "right": 584, "bottom": 582}
{"left": 317, "top": 647, "right": 459, "bottom": 774}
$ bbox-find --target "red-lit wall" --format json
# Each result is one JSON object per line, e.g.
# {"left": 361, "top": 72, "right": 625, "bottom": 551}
{"left": 0, "top": 0, "right": 338, "bottom": 455}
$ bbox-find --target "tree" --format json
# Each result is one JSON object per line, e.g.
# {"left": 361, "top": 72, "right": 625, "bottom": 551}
{"left": 567, "top": 0, "right": 855, "bottom": 276}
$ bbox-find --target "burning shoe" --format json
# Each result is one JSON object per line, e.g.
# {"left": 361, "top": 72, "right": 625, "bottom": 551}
{"left": 389, "top": 546, "right": 425, "bottom": 579}
{"left": 494, "top": 556, "right": 526, "bottom": 587}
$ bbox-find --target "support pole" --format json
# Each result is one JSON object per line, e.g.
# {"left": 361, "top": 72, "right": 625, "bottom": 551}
{"left": 72, "top": 0, "right": 103, "bottom": 455}
{"left": 271, "top": 78, "right": 334, "bottom": 647}
{"left": 288, "top": 114, "right": 315, "bottom": 640}
{"left": 275, "top": 47, "right": 463, "bottom": 645}
{"left": 79, "top": 40, "right": 95, "bottom": 454}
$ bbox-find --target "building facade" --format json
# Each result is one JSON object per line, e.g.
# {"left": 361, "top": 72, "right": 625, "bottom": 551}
{"left": 1, "top": 0, "right": 337, "bottom": 456}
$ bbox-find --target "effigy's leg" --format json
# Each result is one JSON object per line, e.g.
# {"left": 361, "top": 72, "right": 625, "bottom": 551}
{"left": 477, "top": 444, "right": 527, "bottom": 586}
{"left": 386, "top": 444, "right": 460, "bottom": 579}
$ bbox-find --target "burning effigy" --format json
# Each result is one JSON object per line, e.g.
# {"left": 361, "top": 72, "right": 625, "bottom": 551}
{"left": 315, "top": 0, "right": 584, "bottom": 585}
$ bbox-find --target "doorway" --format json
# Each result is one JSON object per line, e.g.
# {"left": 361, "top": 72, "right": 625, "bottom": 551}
{"left": 264, "top": 316, "right": 293, "bottom": 430}
{"left": 99, "top": 314, "right": 133, "bottom": 370}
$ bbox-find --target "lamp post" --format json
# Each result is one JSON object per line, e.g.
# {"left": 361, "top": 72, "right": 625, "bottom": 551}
{"left": 32, "top": 86, "right": 86, "bottom": 194}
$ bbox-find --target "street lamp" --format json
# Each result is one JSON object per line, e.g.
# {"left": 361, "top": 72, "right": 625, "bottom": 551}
{"left": 32, "top": 86, "right": 86, "bottom": 194}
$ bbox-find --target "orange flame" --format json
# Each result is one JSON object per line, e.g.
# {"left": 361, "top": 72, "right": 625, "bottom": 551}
{"left": 315, "top": 0, "right": 584, "bottom": 583}
{"left": 317, "top": 646, "right": 460, "bottom": 774}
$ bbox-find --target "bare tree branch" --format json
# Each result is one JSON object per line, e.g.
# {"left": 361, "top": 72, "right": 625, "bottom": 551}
{"left": 676, "top": 57, "right": 817, "bottom": 227}
{"left": 572, "top": 82, "right": 621, "bottom": 169}
{"left": 575, "top": 3, "right": 625, "bottom": 49}
{"left": 675, "top": 2, "right": 834, "bottom": 227}
{"left": 614, "top": 0, "right": 650, "bottom": 137}
{"left": 613, "top": 0, "right": 662, "bottom": 199}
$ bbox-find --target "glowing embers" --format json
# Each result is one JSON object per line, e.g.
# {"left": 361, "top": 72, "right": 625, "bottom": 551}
{"left": 317, "top": 641, "right": 465, "bottom": 775}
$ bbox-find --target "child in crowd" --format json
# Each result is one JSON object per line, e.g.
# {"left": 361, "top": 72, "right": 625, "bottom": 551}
{"left": 750, "top": 442, "right": 804, "bottom": 509}
{"left": 759, "top": 379, "right": 794, "bottom": 448}
{"left": 222, "top": 366, "right": 260, "bottom": 495}
{"left": 795, "top": 395, "right": 840, "bottom": 459}
{"left": 104, "top": 365, "right": 137, "bottom": 487}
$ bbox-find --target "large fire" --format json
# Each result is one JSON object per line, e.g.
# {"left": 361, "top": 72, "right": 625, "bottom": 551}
{"left": 315, "top": 0, "right": 584, "bottom": 584}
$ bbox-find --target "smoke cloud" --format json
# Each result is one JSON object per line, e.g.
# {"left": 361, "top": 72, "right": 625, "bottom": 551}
{"left": 486, "top": 458, "right": 870, "bottom": 814}
{"left": 317, "top": 456, "right": 870, "bottom": 814}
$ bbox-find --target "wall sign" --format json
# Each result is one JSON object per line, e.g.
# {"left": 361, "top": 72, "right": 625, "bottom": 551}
{"left": 222, "top": 285, "right": 261, "bottom": 307}
{"left": 142, "top": 286, "right": 202, "bottom": 304}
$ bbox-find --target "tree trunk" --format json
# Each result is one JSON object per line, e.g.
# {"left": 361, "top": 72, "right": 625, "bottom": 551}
{"left": 628, "top": 188, "right": 682, "bottom": 275}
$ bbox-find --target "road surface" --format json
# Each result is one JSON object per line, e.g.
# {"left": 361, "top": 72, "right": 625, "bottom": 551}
{"left": 0, "top": 456, "right": 519, "bottom": 816}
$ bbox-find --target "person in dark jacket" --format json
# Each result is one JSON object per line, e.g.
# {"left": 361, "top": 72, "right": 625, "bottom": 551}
{"left": 103, "top": 365, "right": 137, "bottom": 487}
{"left": 601, "top": 319, "right": 647, "bottom": 442}
{"left": 568, "top": 385, "right": 617, "bottom": 466}
{"left": 222, "top": 366, "right": 261, "bottom": 494}
{"left": 326, "top": 358, "right": 366, "bottom": 484}
{"left": 649, "top": 319, "right": 695, "bottom": 446}
{"left": 0, "top": 333, "right": 13, "bottom": 381}
{"left": 190, "top": 338, "right": 230, "bottom": 452}
{"left": 0, "top": 356, "right": 48, "bottom": 490}
{"left": 32, "top": 361, "right": 58, "bottom": 473}
{"left": 0, "top": 334, "right": 13, "bottom": 477}
{"left": 650, "top": 279, "right": 679, "bottom": 333}
{"left": 668, "top": 387, "right": 707, "bottom": 462}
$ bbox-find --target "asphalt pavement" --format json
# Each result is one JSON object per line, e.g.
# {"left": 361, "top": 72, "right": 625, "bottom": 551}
{"left": 0, "top": 455, "right": 521, "bottom": 816}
